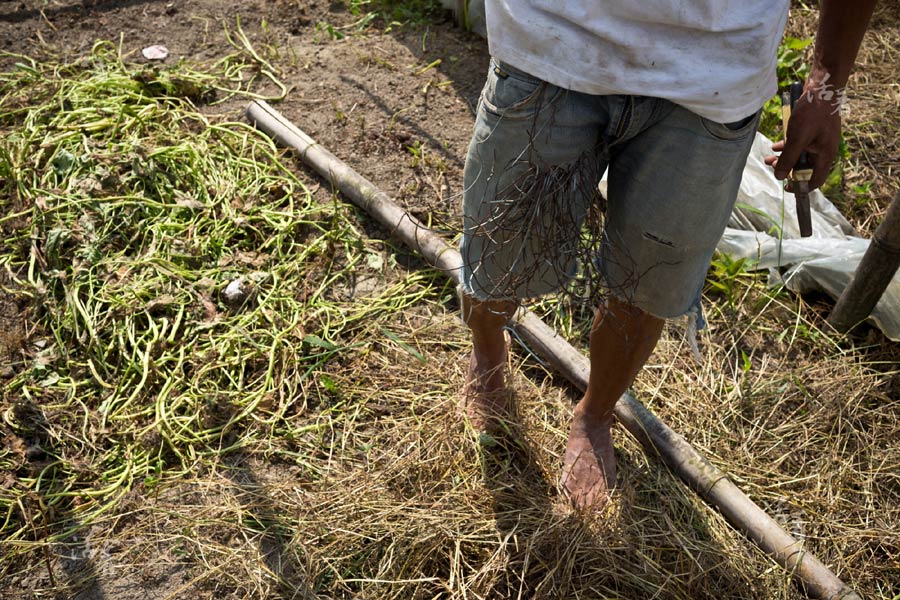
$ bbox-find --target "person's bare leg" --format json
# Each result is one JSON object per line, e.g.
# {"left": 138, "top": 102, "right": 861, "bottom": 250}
{"left": 460, "top": 293, "right": 517, "bottom": 429}
{"left": 561, "top": 297, "right": 664, "bottom": 509}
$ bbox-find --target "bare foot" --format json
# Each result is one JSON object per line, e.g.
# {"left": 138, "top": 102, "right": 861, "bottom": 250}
{"left": 460, "top": 331, "right": 510, "bottom": 430}
{"left": 561, "top": 408, "right": 616, "bottom": 509}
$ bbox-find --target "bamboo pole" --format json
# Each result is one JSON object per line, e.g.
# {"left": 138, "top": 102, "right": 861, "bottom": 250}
{"left": 246, "top": 99, "right": 862, "bottom": 600}
{"left": 828, "top": 188, "right": 900, "bottom": 333}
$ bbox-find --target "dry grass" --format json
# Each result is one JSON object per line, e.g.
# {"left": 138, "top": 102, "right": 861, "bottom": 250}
{"left": 6, "top": 275, "right": 898, "bottom": 599}
{"left": 2, "top": 5, "right": 899, "bottom": 600}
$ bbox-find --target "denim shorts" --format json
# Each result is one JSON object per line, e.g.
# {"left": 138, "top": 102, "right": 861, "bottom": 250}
{"left": 459, "top": 58, "right": 760, "bottom": 324}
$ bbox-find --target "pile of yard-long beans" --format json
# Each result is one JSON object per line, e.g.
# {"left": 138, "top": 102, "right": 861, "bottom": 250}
{"left": 0, "top": 41, "right": 441, "bottom": 557}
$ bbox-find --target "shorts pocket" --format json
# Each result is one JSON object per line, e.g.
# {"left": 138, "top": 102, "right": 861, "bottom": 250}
{"left": 480, "top": 58, "right": 561, "bottom": 120}
{"left": 698, "top": 110, "right": 760, "bottom": 141}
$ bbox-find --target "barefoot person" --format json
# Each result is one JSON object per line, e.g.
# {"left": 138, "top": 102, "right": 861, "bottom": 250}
{"left": 459, "top": 0, "right": 877, "bottom": 509}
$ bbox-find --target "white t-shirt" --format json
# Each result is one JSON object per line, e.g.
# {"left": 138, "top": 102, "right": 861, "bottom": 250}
{"left": 486, "top": 0, "right": 791, "bottom": 123}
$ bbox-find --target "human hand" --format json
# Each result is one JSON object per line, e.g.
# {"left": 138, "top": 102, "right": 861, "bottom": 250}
{"left": 764, "top": 77, "right": 843, "bottom": 190}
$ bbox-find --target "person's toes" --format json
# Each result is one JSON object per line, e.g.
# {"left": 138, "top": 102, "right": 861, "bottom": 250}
{"left": 562, "top": 451, "right": 609, "bottom": 508}
{"left": 561, "top": 418, "right": 616, "bottom": 509}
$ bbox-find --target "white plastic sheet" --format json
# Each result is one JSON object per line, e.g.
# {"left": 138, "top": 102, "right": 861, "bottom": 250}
{"left": 719, "top": 133, "right": 900, "bottom": 340}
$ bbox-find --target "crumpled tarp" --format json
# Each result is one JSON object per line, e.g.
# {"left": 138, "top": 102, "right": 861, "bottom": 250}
{"left": 718, "top": 133, "right": 900, "bottom": 340}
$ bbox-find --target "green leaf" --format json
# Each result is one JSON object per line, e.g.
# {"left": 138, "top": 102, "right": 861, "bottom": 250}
{"left": 303, "top": 334, "right": 337, "bottom": 351}
{"left": 320, "top": 373, "right": 338, "bottom": 394}
{"left": 51, "top": 149, "right": 75, "bottom": 175}
{"left": 380, "top": 327, "right": 426, "bottom": 363}
{"left": 783, "top": 36, "right": 813, "bottom": 51}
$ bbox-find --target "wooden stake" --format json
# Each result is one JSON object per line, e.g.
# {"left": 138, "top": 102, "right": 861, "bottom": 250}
{"left": 247, "top": 99, "right": 862, "bottom": 600}
{"left": 828, "top": 187, "right": 900, "bottom": 333}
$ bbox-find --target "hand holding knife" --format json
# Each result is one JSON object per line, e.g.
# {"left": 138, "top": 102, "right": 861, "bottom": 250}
{"left": 780, "top": 81, "right": 814, "bottom": 237}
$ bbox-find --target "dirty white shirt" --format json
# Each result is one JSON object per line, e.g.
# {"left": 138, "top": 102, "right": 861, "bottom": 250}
{"left": 486, "top": 0, "right": 791, "bottom": 123}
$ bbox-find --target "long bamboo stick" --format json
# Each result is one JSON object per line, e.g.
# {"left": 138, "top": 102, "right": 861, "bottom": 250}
{"left": 246, "top": 99, "right": 861, "bottom": 600}
{"left": 828, "top": 187, "right": 900, "bottom": 333}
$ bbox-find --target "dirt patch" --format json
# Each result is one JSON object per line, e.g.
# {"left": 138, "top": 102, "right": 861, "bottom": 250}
{"left": 1, "top": 0, "right": 487, "bottom": 215}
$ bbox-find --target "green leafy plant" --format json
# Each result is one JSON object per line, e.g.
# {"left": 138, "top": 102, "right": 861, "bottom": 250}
{"left": 820, "top": 135, "right": 852, "bottom": 200}
{"left": 316, "top": 21, "right": 346, "bottom": 40}
{"left": 758, "top": 36, "right": 813, "bottom": 140}
{"left": 344, "top": 0, "right": 440, "bottom": 30}
{"left": 406, "top": 140, "right": 425, "bottom": 166}
{"left": 706, "top": 253, "right": 758, "bottom": 309}
{"left": 348, "top": 0, "right": 372, "bottom": 15}
{"left": 850, "top": 181, "right": 873, "bottom": 206}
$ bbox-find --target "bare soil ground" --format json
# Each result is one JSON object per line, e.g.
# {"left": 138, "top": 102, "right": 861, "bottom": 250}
{"left": 0, "top": 1, "right": 898, "bottom": 600}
